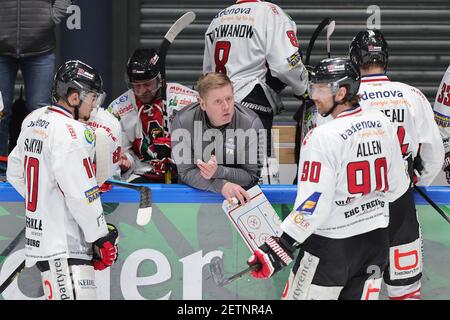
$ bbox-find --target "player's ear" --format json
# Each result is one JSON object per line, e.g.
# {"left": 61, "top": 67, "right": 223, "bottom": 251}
{"left": 335, "top": 86, "right": 348, "bottom": 101}
{"left": 198, "top": 96, "right": 207, "bottom": 111}
{"left": 67, "top": 91, "right": 81, "bottom": 106}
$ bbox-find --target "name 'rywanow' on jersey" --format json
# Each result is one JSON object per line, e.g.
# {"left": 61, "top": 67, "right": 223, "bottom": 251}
{"left": 434, "top": 66, "right": 450, "bottom": 154}
{"left": 359, "top": 74, "right": 444, "bottom": 186}
{"left": 203, "top": 0, "right": 308, "bottom": 113}
{"left": 281, "top": 106, "right": 409, "bottom": 242}
{"left": 7, "top": 106, "right": 108, "bottom": 267}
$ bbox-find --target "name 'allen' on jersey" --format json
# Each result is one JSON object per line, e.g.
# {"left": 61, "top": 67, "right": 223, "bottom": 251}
{"left": 281, "top": 106, "right": 410, "bottom": 243}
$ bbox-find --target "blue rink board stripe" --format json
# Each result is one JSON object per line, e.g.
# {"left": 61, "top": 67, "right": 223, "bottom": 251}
{"left": 0, "top": 183, "right": 449, "bottom": 205}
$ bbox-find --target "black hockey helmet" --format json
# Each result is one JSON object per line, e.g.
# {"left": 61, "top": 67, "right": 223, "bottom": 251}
{"left": 349, "top": 30, "right": 388, "bottom": 69}
{"left": 53, "top": 60, "right": 104, "bottom": 103}
{"left": 309, "top": 57, "right": 361, "bottom": 101}
{"left": 126, "top": 48, "right": 161, "bottom": 83}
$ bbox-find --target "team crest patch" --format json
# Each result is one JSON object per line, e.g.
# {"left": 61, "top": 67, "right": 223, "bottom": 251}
{"left": 296, "top": 192, "right": 322, "bottom": 215}
{"left": 84, "top": 128, "right": 94, "bottom": 144}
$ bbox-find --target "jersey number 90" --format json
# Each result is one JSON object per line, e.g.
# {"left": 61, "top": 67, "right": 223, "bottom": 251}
{"left": 300, "top": 157, "right": 389, "bottom": 195}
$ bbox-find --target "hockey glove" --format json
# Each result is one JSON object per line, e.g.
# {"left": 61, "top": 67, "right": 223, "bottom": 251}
{"left": 93, "top": 223, "right": 119, "bottom": 271}
{"left": 151, "top": 137, "right": 172, "bottom": 160}
{"left": 99, "top": 181, "right": 113, "bottom": 193}
{"left": 247, "top": 235, "right": 295, "bottom": 279}
{"left": 443, "top": 152, "right": 450, "bottom": 184}
{"left": 413, "top": 154, "right": 425, "bottom": 185}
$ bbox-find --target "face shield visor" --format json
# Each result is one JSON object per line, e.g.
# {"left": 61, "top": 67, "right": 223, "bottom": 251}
{"left": 307, "top": 81, "right": 340, "bottom": 100}
{"left": 79, "top": 90, "right": 106, "bottom": 109}
{"left": 126, "top": 73, "right": 161, "bottom": 94}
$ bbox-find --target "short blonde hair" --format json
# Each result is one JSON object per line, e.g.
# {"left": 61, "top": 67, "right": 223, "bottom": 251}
{"left": 196, "top": 72, "right": 232, "bottom": 98}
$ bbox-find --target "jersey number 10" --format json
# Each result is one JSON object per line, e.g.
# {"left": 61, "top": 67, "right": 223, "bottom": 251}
{"left": 24, "top": 156, "right": 95, "bottom": 212}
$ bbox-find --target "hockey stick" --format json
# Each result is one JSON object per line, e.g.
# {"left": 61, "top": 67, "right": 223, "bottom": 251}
{"left": 304, "top": 18, "right": 333, "bottom": 66}
{"left": 0, "top": 260, "right": 25, "bottom": 295}
{"left": 414, "top": 186, "right": 450, "bottom": 224}
{"left": 159, "top": 12, "right": 195, "bottom": 134}
{"left": 326, "top": 20, "right": 336, "bottom": 58}
{"left": 95, "top": 127, "right": 112, "bottom": 186}
{"left": 0, "top": 226, "right": 26, "bottom": 295}
{"left": 293, "top": 18, "right": 335, "bottom": 184}
{"left": 0, "top": 227, "right": 25, "bottom": 260}
{"left": 209, "top": 256, "right": 261, "bottom": 287}
{"left": 93, "top": 128, "right": 153, "bottom": 226}
{"left": 158, "top": 11, "right": 196, "bottom": 184}
{"left": 107, "top": 179, "right": 153, "bottom": 226}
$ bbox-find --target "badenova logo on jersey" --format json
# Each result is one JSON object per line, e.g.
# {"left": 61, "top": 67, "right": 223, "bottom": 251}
{"left": 339, "top": 120, "right": 382, "bottom": 141}
{"left": 214, "top": 7, "right": 252, "bottom": 19}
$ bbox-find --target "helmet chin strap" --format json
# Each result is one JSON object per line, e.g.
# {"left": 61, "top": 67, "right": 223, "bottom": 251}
{"left": 320, "top": 96, "right": 344, "bottom": 117}
{"left": 62, "top": 96, "right": 82, "bottom": 121}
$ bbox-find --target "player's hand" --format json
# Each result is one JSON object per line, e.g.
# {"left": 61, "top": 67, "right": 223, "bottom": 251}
{"left": 247, "top": 236, "right": 294, "bottom": 279}
{"left": 197, "top": 155, "right": 218, "bottom": 180}
{"left": 99, "top": 181, "right": 112, "bottom": 193}
{"left": 413, "top": 154, "right": 425, "bottom": 185}
{"left": 93, "top": 223, "right": 119, "bottom": 271}
{"left": 119, "top": 153, "right": 131, "bottom": 172}
{"left": 443, "top": 152, "right": 450, "bottom": 184}
{"left": 221, "top": 182, "right": 250, "bottom": 205}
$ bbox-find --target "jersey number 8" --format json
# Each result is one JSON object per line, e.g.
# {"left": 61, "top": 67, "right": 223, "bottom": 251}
{"left": 214, "top": 41, "right": 231, "bottom": 74}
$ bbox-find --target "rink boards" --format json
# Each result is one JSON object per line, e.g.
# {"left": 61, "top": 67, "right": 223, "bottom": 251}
{"left": 0, "top": 183, "right": 449, "bottom": 300}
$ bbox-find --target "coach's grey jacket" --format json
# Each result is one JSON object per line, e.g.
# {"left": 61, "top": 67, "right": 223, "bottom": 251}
{"left": 171, "top": 102, "right": 264, "bottom": 193}
{"left": 0, "top": 0, "right": 72, "bottom": 57}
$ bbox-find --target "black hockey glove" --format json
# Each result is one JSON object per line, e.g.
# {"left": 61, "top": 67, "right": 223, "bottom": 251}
{"left": 152, "top": 137, "right": 171, "bottom": 160}
{"left": 247, "top": 234, "right": 296, "bottom": 279}
{"left": 93, "top": 223, "right": 119, "bottom": 271}
{"left": 413, "top": 154, "right": 425, "bottom": 185}
{"left": 443, "top": 152, "right": 450, "bottom": 184}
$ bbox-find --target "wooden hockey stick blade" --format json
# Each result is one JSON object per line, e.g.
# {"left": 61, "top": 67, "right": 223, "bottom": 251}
{"left": 305, "top": 17, "right": 331, "bottom": 66}
{"left": 94, "top": 127, "right": 111, "bottom": 186}
{"left": 0, "top": 260, "right": 25, "bottom": 295}
{"left": 326, "top": 20, "right": 336, "bottom": 58}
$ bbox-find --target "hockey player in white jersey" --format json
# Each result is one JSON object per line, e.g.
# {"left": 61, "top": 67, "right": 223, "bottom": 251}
{"left": 246, "top": 58, "right": 409, "bottom": 300}
{"left": 434, "top": 65, "right": 450, "bottom": 184}
{"left": 203, "top": 0, "right": 308, "bottom": 156}
{"left": 6, "top": 60, "right": 119, "bottom": 300}
{"left": 350, "top": 30, "right": 444, "bottom": 300}
{"left": 108, "top": 48, "right": 198, "bottom": 182}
